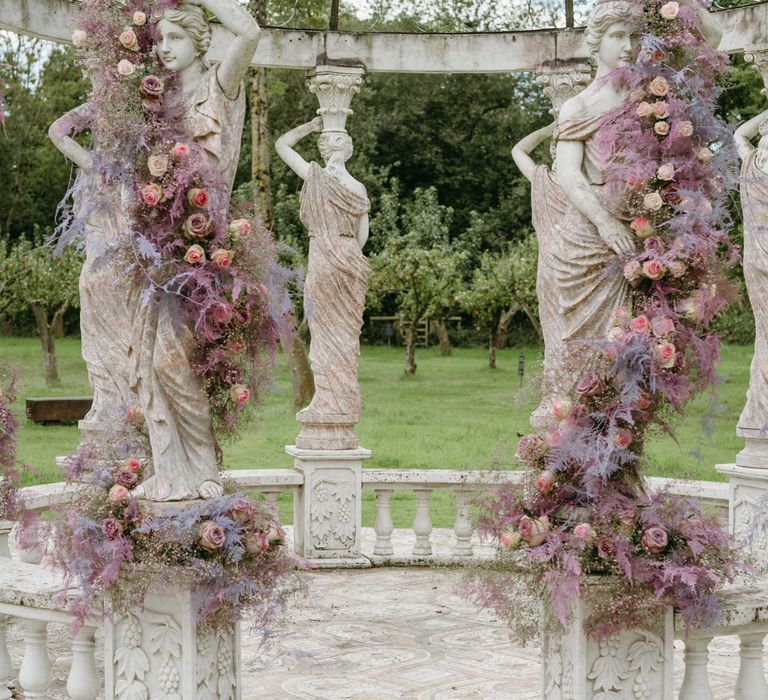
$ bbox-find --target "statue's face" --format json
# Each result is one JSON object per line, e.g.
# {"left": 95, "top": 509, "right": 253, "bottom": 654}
{"left": 156, "top": 18, "right": 198, "bottom": 72}
{"left": 598, "top": 21, "right": 634, "bottom": 71}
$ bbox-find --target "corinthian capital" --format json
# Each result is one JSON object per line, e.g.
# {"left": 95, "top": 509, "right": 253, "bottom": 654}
{"left": 307, "top": 62, "right": 366, "bottom": 133}
{"left": 536, "top": 58, "right": 592, "bottom": 117}
{"left": 745, "top": 49, "right": 768, "bottom": 96}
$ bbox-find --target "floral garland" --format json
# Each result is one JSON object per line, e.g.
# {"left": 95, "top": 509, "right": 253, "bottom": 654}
{"left": 0, "top": 370, "right": 22, "bottom": 522}
{"left": 468, "top": 0, "right": 745, "bottom": 642}
{"left": 65, "top": 0, "right": 289, "bottom": 441}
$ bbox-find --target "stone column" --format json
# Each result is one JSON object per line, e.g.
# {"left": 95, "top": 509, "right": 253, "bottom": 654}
{"left": 744, "top": 49, "right": 768, "bottom": 95}
{"left": 536, "top": 58, "right": 592, "bottom": 119}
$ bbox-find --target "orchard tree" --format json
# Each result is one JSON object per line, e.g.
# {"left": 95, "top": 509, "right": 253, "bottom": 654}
{"left": 368, "top": 185, "right": 465, "bottom": 375}
{"left": 0, "top": 238, "right": 82, "bottom": 384}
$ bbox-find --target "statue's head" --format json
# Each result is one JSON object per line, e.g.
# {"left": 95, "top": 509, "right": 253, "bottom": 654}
{"left": 154, "top": 4, "right": 211, "bottom": 72}
{"left": 586, "top": 1, "right": 634, "bottom": 72}
{"left": 318, "top": 131, "right": 354, "bottom": 165}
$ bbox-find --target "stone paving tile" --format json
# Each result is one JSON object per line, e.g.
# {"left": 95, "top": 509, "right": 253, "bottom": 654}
{"left": 4, "top": 566, "right": 765, "bottom": 698}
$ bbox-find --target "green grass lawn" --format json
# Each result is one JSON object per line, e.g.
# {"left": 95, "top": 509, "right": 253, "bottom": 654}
{"left": 0, "top": 336, "right": 752, "bottom": 527}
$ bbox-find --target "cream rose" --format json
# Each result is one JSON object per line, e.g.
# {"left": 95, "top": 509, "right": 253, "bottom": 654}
{"left": 187, "top": 188, "right": 209, "bottom": 208}
{"left": 229, "top": 218, "right": 252, "bottom": 237}
{"left": 652, "top": 101, "right": 668, "bottom": 119}
{"left": 108, "top": 484, "right": 129, "bottom": 503}
{"left": 141, "top": 183, "right": 163, "bottom": 207}
{"left": 607, "top": 326, "right": 625, "bottom": 342}
{"left": 657, "top": 163, "right": 675, "bottom": 181}
{"left": 623, "top": 259, "right": 642, "bottom": 282}
{"left": 629, "top": 88, "right": 646, "bottom": 103}
{"left": 697, "top": 147, "right": 714, "bottom": 163}
{"left": 668, "top": 260, "right": 686, "bottom": 278}
{"left": 678, "top": 120, "right": 694, "bottom": 137}
{"left": 71, "top": 29, "right": 88, "bottom": 48}
{"left": 654, "top": 120, "right": 670, "bottom": 136}
{"left": 119, "top": 27, "right": 139, "bottom": 51}
{"left": 636, "top": 101, "right": 653, "bottom": 118}
{"left": 659, "top": 1, "right": 679, "bottom": 19}
{"left": 211, "top": 249, "right": 234, "bottom": 267}
{"left": 649, "top": 76, "right": 669, "bottom": 97}
{"left": 184, "top": 244, "right": 206, "bottom": 264}
{"left": 231, "top": 384, "right": 251, "bottom": 404}
{"left": 133, "top": 11, "right": 147, "bottom": 25}
{"left": 147, "top": 154, "right": 168, "bottom": 177}
{"left": 643, "top": 191, "right": 664, "bottom": 211}
{"left": 117, "top": 59, "right": 136, "bottom": 76}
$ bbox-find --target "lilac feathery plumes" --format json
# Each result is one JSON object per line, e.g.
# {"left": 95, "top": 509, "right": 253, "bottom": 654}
{"left": 467, "top": 0, "right": 745, "bottom": 642}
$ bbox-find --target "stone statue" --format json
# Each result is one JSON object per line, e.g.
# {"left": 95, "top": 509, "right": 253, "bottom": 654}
{"left": 734, "top": 111, "right": 768, "bottom": 458}
{"left": 128, "top": 1, "right": 260, "bottom": 501}
{"left": 275, "top": 111, "right": 371, "bottom": 450}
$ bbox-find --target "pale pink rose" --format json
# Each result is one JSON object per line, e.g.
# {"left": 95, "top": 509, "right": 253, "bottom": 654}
{"left": 657, "top": 163, "right": 675, "bottom": 181}
{"left": 668, "top": 260, "right": 687, "bottom": 278}
{"left": 679, "top": 297, "right": 702, "bottom": 321}
{"left": 613, "top": 306, "right": 631, "bottom": 325}
{"left": 652, "top": 316, "right": 675, "bottom": 337}
{"left": 654, "top": 341, "right": 677, "bottom": 368}
{"left": 119, "top": 27, "right": 138, "bottom": 51}
{"left": 184, "top": 213, "right": 210, "bottom": 239}
{"left": 552, "top": 398, "right": 572, "bottom": 421}
{"left": 187, "top": 188, "right": 209, "bottom": 208}
{"left": 117, "top": 59, "right": 135, "bottom": 76}
{"left": 198, "top": 520, "right": 226, "bottom": 552}
{"left": 71, "top": 29, "right": 88, "bottom": 48}
{"left": 227, "top": 337, "right": 247, "bottom": 355}
{"left": 228, "top": 218, "right": 252, "bottom": 237}
{"left": 618, "top": 509, "right": 637, "bottom": 528}
{"left": 230, "top": 384, "right": 251, "bottom": 404}
{"left": 141, "top": 183, "right": 162, "bottom": 207}
{"left": 677, "top": 120, "right": 694, "bottom": 137}
{"left": 614, "top": 428, "right": 633, "bottom": 449}
{"left": 659, "top": 1, "right": 679, "bottom": 19}
{"left": 630, "top": 88, "right": 646, "bottom": 103}
{"left": 211, "top": 303, "right": 233, "bottom": 324}
{"left": 641, "top": 526, "right": 668, "bottom": 554}
{"left": 211, "top": 249, "right": 234, "bottom": 267}
{"left": 642, "top": 259, "right": 664, "bottom": 280}
{"left": 126, "top": 405, "right": 144, "bottom": 426}
{"left": 108, "top": 484, "right": 129, "bottom": 503}
{"left": 184, "top": 244, "right": 205, "bottom": 264}
{"left": 125, "top": 458, "right": 142, "bottom": 474}
{"left": 500, "top": 531, "right": 521, "bottom": 549}
{"left": 572, "top": 522, "right": 595, "bottom": 541}
{"left": 649, "top": 76, "right": 669, "bottom": 97}
{"left": 697, "top": 147, "right": 714, "bottom": 163}
{"left": 133, "top": 11, "right": 147, "bottom": 25}
{"left": 607, "top": 326, "right": 625, "bottom": 342}
{"left": 519, "top": 515, "right": 550, "bottom": 547}
{"left": 630, "top": 216, "right": 654, "bottom": 239}
{"left": 147, "top": 154, "right": 168, "bottom": 177}
{"left": 546, "top": 430, "right": 564, "bottom": 448}
{"left": 652, "top": 100, "right": 669, "bottom": 118}
{"left": 623, "top": 259, "right": 642, "bottom": 282}
{"left": 643, "top": 191, "right": 664, "bottom": 211}
{"left": 636, "top": 393, "right": 651, "bottom": 410}
{"left": 636, "top": 101, "right": 653, "bottom": 118}
{"left": 535, "top": 470, "right": 556, "bottom": 493}
{"left": 626, "top": 174, "right": 644, "bottom": 191}
{"left": 654, "top": 120, "right": 670, "bottom": 136}
{"left": 631, "top": 315, "right": 651, "bottom": 333}
{"left": 230, "top": 496, "right": 255, "bottom": 524}
{"left": 603, "top": 346, "right": 617, "bottom": 361}
{"left": 171, "top": 142, "right": 189, "bottom": 160}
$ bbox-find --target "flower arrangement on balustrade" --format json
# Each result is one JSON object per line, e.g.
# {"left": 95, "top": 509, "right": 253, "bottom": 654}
{"left": 465, "top": 0, "right": 746, "bottom": 643}
{"left": 50, "top": 430, "right": 304, "bottom": 633}
{"left": 60, "top": 0, "right": 292, "bottom": 442}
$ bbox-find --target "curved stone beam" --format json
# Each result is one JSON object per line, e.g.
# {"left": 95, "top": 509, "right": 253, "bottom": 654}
{"left": 0, "top": 0, "right": 762, "bottom": 73}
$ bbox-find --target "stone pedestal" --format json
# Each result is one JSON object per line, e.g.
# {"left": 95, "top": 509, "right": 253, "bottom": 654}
{"left": 287, "top": 445, "right": 370, "bottom": 564}
{"left": 296, "top": 411, "right": 360, "bottom": 450}
{"left": 105, "top": 586, "right": 240, "bottom": 700}
{"left": 541, "top": 594, "right": 673, "bottom": 699}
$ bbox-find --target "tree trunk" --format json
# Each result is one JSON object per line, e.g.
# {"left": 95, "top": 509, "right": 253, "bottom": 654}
{"left": 280, "top": 314, "right": 315, "bottom": 408}
{"left": 404, "top": 322, "right": 418, "bottom": 375}
{"left": 30, "top": 303, "right": 62, "bottom": 384}
{"left": 520, "top": 300, "right": 543, "bottom": 343}
{"left": 489, "top": 309, "right": 502, "bottom": 369}
{"left": 436, "top": 318, "right": 452, "bottom": 356}
{"left": 488, "top": 334, "right": 497, "bottom": 370}
{"left": 249, "top": 0, "right": 271, "bottom": 225}
{"left": 495, "top": 305, "right": 518, "bottom": 349}
{"left": 53, "top": 314, "right": 65, "bottom": 338}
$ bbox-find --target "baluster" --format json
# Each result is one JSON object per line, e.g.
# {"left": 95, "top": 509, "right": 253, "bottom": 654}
{"left": 0, "top": 521, "right": 11, "bottom": 558}
{"left": 18, "top": 619, "right": 51, "bottom": 699}
{"left": 412, "top": 489, "right": 433, "bottom": 557}
{"left": 67, "top": 625, "right": 99, "bottom": 700}
{"left": 262, "top": 491, "right": 279, "bottom": 509}
{"left": 0, "top": 616, "right": 12, "bottom": 700}
{"left": 373, "top": 489, "right": 394, "bottom": 556}
{"left": 452, "top": 489, "right": 473, "bottom": 556}
{"left": 679, "top": 636, "right": 714, "bottom": 700}
{"left": 736, "top": 632, "right": 768, "bottom": 700}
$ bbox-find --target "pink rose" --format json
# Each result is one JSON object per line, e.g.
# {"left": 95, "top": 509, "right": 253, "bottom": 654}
{"left": 187, "top": 188, "right": 209, "bottom": 208}
{"left": 117, "top": 59, "right": 136, "bottom": 76}
{"left": 552, "top": 398, "right": 572, "bottom": 421}
{"left": 631, "top": 315, "right": 651, "bottom": 333}
{"left": 546, "top": 430, "right": 564, "bottom": 448}
{"left": 596, "top": 536, "right": 616, "bottom": 559}
{"left": 573, "top": 522, "right": 595, "bottom": 541}
{"left": 133, "top": 11, "right": 147, "bottom": 25}
{"left": 642, "top": 259, "right": 664, "bottom": 280}
{"left": 576, "top": 371, "right": 605, "bottom": 398}
{"left": 668, "top": 260, "right": 686, "bottom": 278}
{"left": 102, "top": 518, "right": 123, "bottom": 540}
{"left": 229, "top": 218, "right": 252, "bottom": 237}
{"left": 614, "top": 428, "right": 633, "bottom": 449}
{"left": 244, "top": 530, "right": 269, "bottom": 554}
{"left": 654, "top": 121, "right": 670, "bottom": 136}
{"left": 654, "top": 341, "right": 677, "bottom": 369}
{"left": 125, "top": 458, "right": 142, "bottom": 473}
{"left": 636, "top": 393, "right": 651, "bottom": 410}
{"left": 147, "top": 154, "right": 168, "bottom": 177}
{"left": 211, "top": 249, "right": 234, "bottom": 267}
{"left": 657, "top": 163, "right": 675, "bottom": 181}
{"left": 519, "top": 515, "right": 550, "bottom": 547}
{"left": 171, "top": 142, "right": 189, "bottom": 161}
{"left": 603, "top": 346, "right": 617, "bottom": 361}
{"left": 140, "top": 75, "right": 164, "bottom": 98}
{"left": 211, "top": 302, "right": 233, "bottom": 324}
{"left": 126, "top": 405, "right": 144, "bottom": 426}
{"left": 618, "top": 510, "right": 637, "bottom": 528}
{"left": 636, "top": 102, "right": 653, "bottom": 118}
{"left": 624, "top": 259, "right": 642, "bottom": 282}
{"left": 535, "top": 470, "right": 556, "bottom": 493}
{"left": 227, "top": 337, "right": 247, "bottom": 355}
{"left": 630, "top": 216, "right": 653, "bottom": 239}
{"left": 230, "top": 384, "right": 251, "bottom": 404}
{"left": 649, "top": 76, "right": 669, "bottom": 97}
{"left": 652, "top": 101, "right": 669, "bottom": 118}
{"left": 71, "top": 30, "right": 88, "bottom": 48}
{"left": 184, "top": 213, "right": 210, "bottom": 239}
{"left": 198, "top": 520, "right": 226, "bottom": 552}
{"left": 230, "top": 496, "right": 255, "bottom": 524}
{"left": 613, "top": 306, "right": 631, "bottom": 325}
{"left": 141, "top": 183, "right": 162, "bottom": 207}
{"left": 659, "top": 1, "right": 679, "bottom": 19}
{"left": 677, "top": 120, "right": 694, "bottom": 138}
{"left": 119, "top": 27, "right": 138, "bottom": 51}
{"left": 500, "top": 531, "right": 521, "bottom": 549}
{"left": 643, "top": 236, "right": 665, "bottom": 254}
{"left": 184, "top": 244, "right": 206, "bottom": 264}
{"left": 641, "top": 526, "right": 668, "bottom": 554}
{"left": 108, "top": 484, "right": 129, "bottom": 503}
{"left": 652, "top": 317, "right": 675, "bottom": 337}
{"left": 697, "top": 147, "right": 714, "bottom": 163}
{"left": 643, "top": 191, "right": 664, "bottom": 211}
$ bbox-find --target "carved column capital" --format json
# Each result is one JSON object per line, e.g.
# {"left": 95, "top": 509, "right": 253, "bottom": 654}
{"left": 744, "top": 48, "right": 768, "bottom": 95}
{"left": 306, "top": 62, "right": 366, "bottom": 132}
{"left": 535, "top": 58, "right": 593, "bottom": 117}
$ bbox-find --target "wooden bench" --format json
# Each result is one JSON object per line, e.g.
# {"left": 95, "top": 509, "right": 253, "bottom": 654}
{"left": 25, "top": 397, "right": 92, "bottom": 424}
